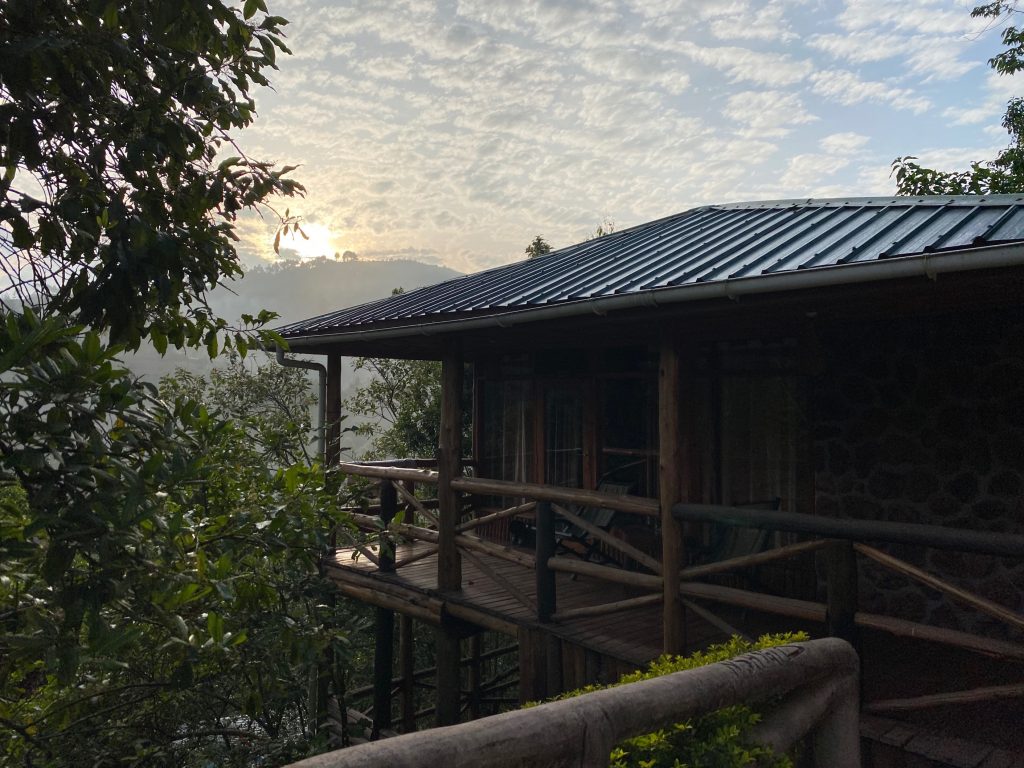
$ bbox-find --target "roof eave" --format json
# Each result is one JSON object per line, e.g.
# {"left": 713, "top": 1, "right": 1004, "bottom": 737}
{"left": 280, "top": 243, "right": 1024, "bottom": 351}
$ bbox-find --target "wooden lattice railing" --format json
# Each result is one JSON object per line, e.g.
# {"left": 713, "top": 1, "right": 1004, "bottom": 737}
{"left": 335, "top": 460, "right": 1024, "bottom": 719}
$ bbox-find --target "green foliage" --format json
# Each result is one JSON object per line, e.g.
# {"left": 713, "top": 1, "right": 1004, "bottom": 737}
{"left": 160, "top": 353, "right": 318, "bottom": 467}
{"left": 0, "top": 0, "right": 301, "bottom": 352}
{"left": 894, "top": 2, "right": 1024, "bottom": 194}
{"left": 0, "top": 313, "right": 361, "bottom": 766}
{"left": 345, "top": 357, "right": 444, "bottom": 459}
{"left": 525, "top": 235, "right": 552, "bottom": 259}
{"left": 541, "top": 633, "right": 808, "bottom": 768}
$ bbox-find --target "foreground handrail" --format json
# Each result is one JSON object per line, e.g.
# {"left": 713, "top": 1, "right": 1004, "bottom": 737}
{"left": 284, "top": 638, "right": 860, "bottom": 768}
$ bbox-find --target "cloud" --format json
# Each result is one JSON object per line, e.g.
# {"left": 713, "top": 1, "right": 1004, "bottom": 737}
{"left": 722, "top": 90, "right": 818, "bottom": 137}
{"left": 820, "top": 132, "right": 871, "bottom": 154}
{"left": 810, "top": 69, "right": 931, "bottom": 113}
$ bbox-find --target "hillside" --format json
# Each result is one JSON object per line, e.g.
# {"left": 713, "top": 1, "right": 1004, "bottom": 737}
{"left": 124, "top": 257, "right": 461, "bottom": 383}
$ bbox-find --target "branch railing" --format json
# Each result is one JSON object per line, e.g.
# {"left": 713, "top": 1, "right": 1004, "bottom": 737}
{"left": 335, "top": 461, "right": 1024, "bottom": 713}
{"left": 282, "top": 638, "right": 861, "bottom": 768}
{"left": 672, "top": 502, "right": 1024, "bottom": 713}
{"left": 337, "top": 461, "right": 662, "bottom": 624}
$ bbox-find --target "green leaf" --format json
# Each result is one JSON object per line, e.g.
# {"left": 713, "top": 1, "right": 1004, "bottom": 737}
{"left": 207, "top": 611, "right": 224, "bottom": 643}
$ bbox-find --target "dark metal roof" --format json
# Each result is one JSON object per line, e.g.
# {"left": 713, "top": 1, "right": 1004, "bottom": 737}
{"left": 278, "top": 195, "right": 1024, "bottom": 341}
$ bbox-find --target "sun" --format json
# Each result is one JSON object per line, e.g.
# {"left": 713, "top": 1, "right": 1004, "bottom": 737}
{"left": 281, "top": 222, "right": 339, "bottom": 260}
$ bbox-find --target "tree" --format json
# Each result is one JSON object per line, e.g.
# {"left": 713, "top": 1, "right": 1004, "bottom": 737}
{"left": 161, "top": 353, "right": 318, "bottom": 467}
{"left": 0, "top": 3, "right": 367, "bottom": 763}
{"left": 345, "top": 357, "right": 444, "bottom": 459}
{"left": 894, "top": 2, "right": 1024, "bottom": 194}
{"left": 0, "top": 0, "right": 301, "bottom": 352}
{"left": 0, "top": 327, "right": 359, "bottom": 765}
{"left": 525, "top": 235, "right": 552, "bottom": 259}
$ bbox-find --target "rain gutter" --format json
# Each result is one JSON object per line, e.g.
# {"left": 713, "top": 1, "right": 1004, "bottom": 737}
{"left": 281, "top": 243, "right": 1024, "bottom": 349}
{"left": 275, "top": 346, "right": 327, "bottom": 462}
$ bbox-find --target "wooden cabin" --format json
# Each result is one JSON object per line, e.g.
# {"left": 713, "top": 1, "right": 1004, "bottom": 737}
{"left": 277, "top": 196, "right": 1024, "bottom": 763}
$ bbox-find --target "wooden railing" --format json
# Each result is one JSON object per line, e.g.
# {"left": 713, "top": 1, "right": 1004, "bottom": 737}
{"left": 283, "top": 638, "right": 861, "bottom": 768}
{"left": 338, "top": 461, "right": 662, "bottom": 626}
{"left": 336, "top": 461, "right": 1024, "bottom": 718}
{"left": 672, "top": 503, "right": 1024, "bottom": 714}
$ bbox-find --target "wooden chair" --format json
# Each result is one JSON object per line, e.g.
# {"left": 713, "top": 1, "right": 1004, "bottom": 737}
{"left": 687, "top": 497, "right": 781, "bottom": 589}
{"left": 554, "top": 481, "right": 633, "bottom": 564}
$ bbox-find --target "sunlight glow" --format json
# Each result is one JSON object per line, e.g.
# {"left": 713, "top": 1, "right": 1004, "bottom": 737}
{"left": 280, "top": 222, "right": 340, "bottom": 260}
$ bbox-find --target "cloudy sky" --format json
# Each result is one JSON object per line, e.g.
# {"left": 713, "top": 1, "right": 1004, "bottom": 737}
{"left": 237, "top": 0, "right": 1021, "bottom": 274}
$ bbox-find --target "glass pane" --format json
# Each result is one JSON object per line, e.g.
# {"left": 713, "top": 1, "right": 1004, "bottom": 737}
{"left": 544, "top": 386, "right": 583, "bottom": 488}
{"left": 480, "top": 380, "right": 534, "bottom": 484}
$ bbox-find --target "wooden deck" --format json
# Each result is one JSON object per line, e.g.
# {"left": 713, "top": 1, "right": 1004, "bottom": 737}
{"left": 327, "top": 541, "right": 731, "bottom": 669}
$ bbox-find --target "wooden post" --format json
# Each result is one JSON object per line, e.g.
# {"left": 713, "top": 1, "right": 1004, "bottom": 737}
{"left": 403, "top": 480, "right": 417, "bottom": 528}
{"left": 824, "top": 540, "right": 860, "bottom": 653}
{"left": 535, "top": 501, "right": 556, "bottom": 622}
{"left": 435, "top": 622, "right": 461, "bottom": 726}
{"left": 371, "top": 607, "right": 394, "bottom": 739}
{"left": 659, "top": 339, "right": 685, "bottom": 654}
{"left": 399, "top": 615, "right": 415, "bottom": 733}
{"left": 437, "top": 345, "right": 463, "bottom": 591}
{"left": 379, "top": 479, "right": 397, "bottom": 572}
{"left": 469, "top": 634, "right": 482, "bottom": 719}
{"left": 436, "top": 346, "right": 464, "bottom": 726}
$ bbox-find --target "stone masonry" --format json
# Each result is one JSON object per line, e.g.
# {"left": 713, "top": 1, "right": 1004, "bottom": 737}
{"left": 812, "top": 306, "right": 1024, "bottom": 639}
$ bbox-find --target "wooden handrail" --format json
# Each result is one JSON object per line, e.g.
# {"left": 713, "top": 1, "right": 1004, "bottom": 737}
{"left": 854, "top": 543, "right": 1024, "bottom": 632}
{"left": 338, "top": 461, "right": 441, "bottom": 484}
{"left": 451, "top": 476, "right": 659, "bottom": 516}
{"left": 674, "top": 503, "right": 1024, "bottom": 557}
{"left": 282, "top": 639, "right": 861, "bottom": 768}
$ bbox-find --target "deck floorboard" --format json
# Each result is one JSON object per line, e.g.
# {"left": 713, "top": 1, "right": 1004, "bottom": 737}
{"left": 327, "top": 541, "right": 683, "bottom": 666}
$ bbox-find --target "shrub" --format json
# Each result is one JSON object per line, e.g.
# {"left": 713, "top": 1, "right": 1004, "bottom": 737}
{"left": 544, "top": 632, "right": 808, "bottom": 768}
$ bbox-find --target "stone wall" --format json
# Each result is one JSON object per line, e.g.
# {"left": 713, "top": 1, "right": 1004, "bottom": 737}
{"left": 812, "top": 307, "right": 1024, "bottom": 638}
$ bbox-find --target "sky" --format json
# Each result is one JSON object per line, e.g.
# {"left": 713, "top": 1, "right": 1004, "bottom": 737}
{"left": 236, "top": 0, "right": 1023, "bottom": 274}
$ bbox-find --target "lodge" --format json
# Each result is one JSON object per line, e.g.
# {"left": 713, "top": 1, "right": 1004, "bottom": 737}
{"left": 276, "top": 196, "right": 1024, "bottom": 764}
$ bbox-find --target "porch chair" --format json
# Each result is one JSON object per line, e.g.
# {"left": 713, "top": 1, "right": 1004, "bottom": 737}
{"left": 687, "top": 497, "right": 781, "bottom": 590}
{"left": 554, "top": 481, "right": 634, "bottom": 565}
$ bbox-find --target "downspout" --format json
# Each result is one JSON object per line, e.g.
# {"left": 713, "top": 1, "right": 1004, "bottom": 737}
{"left": 275, "top": 346, "right": 327, "bottom": 462}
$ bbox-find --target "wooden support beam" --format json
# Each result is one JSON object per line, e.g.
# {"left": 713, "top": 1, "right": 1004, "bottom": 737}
{"left": 468, "top": 635, "right": 482, "bottom": 720}
{"left": 450, "top": 476, "right": 659, "bottom": 516}
{"left": 680, "top": 598, "right": 750, "bottom": 641}
{"left": 393, "top": 480, "right": 439, "bottom": 528}
{"left": 865, "top": 683, "right": 1024, "bottom": 714}
{"left": 393, "top": 545, "right": 439, "bottom": 570}
{"left": 679, "top": 539, "right": 827, "bottom": 581}
{"left": 854, "top": 543, "right": 1024, "bottom": 633}
{"left": 371, "top": 607, "right": 394, "bottom": 739}
{"left": 435, "top": 621, "right": 461, "bottom": 727}
{"left": 337, "top": 462, "right": 440, "bottom": 485}
{"left": 552, "top": 503, "right": 662, "bottom": 574}
{"left": 674, "top": 502, "right": 1024, "bottom": 558}
{"left": 535, "top": 501, "right": 556, "bottom": 622}
{"left": 379, "top": 480, "right": 398, "bottom": 573}
{"left": 659, "top": 338, "right": 684, "bottom": 654}
{"left": 824, "top": 540, "right": 860, "bottom": 654}
{"left": 437, "top": 345, "right": 463, "bottom": 592}
{"left": 456, "top": 501, "right": 536, "bottom": 533}
{"left": 399, "top": 615, "right": 416, "bottom": 733}
{"left": 551, "top": 593, "right": 662, "bottom": 621}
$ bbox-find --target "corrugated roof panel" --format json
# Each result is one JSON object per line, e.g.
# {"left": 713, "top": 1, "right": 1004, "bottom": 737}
{"left": 277, "top": 195, "right": 1024, "bottom": 339}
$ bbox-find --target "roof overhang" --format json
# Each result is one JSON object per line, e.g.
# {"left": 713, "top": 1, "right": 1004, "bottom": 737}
{"left": 280, "top": 242, "right": 1024, "bottom": 357}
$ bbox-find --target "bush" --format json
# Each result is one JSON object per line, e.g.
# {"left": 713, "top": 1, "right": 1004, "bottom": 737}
{"left": 544, "top": 633, "right": 808, "bottom": 768}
